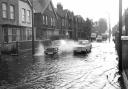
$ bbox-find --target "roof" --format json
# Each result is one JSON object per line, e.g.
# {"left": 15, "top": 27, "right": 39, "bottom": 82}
{"left": 29, "top": 0, "right": 58, "bottom": 20}
{"left": 29, "top": 0, "right": 51, "bottom": 13}
{"left": 20, "top": 0, "right": 32, "bottom": 8}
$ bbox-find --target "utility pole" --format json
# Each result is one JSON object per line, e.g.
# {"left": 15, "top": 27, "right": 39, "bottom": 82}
{"left": 119, "top": 0, "right": 122, "bottom": 73}
{"left": 108, "top": 15, "right": 111, "bottom": 42}
{"left": 32, "top": 0, "right": 35, "bottom": 55}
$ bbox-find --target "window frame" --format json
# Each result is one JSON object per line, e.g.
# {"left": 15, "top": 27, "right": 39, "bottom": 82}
{"left": 2, "top": 2, "right": 7, "bottom": 18}
{"left": 26, "top": 10, "right": 31, "bottom": 23}
{"left": 22, "top": 8, "right": 26, "bottom": 22}
{"left": 26, "top": 29, "right": 32, "bottom": 40}
{"left": 10, "top": 5, "right": 15, "bottom": 20}
{"left": 46, "top": 16, "right": 48, "bottom": 25}
{"left": 43, "top": 15, "right": 45, "bottom": 24}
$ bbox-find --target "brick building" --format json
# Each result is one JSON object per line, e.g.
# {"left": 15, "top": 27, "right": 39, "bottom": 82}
{"left": 34, "top": 2, "right": 58, "bottom": 40}
{"left": 0, "top": 0, "right": 19, "bottom": 53}
{"left": 17, "top": 0, "right": 33, "bottom": 52}
{"left": 56, "top": 4, "right": 75, "bottom": 39}
{"left": 29, "top": 0, "right": 58, "bottom": 41}
{"left": 0, "top": 0, "right": 34, "bottom": 53}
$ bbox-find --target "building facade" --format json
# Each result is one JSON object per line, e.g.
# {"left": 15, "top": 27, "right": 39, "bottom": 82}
{"left": 0, "top": 0, "right": 19, "bottom": 53}
{"left": 0, "top": 0, "right": 34, "bottom": 53}
{"left": 34, "top": 2, "right": 58, "bottom": 41}
{"left": 0, "top": 0, "right": 90, "bottom": 54}
{"left": 17, "top": 0, "right": 33, "bottom": 51}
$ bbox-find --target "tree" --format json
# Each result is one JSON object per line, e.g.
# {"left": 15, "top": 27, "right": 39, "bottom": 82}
{"left": 98, "top": 18, "right": 108, "bottom": 34}
{"left": 83, "top": 18, "right": 93, "bottom": 39}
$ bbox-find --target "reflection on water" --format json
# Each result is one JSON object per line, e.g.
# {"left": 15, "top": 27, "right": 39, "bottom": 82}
{"left": 0, "top": 59, "right": 9, "bottom": 84}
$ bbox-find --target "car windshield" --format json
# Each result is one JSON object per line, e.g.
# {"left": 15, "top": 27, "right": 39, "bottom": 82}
{"left": 78, "top": 40, "right": 89, "bottom": 45}
{"left": 97, "top": 36, "right": 102, "bottom": 38}
{"left": 46, "top": 48, "right": 55, "bottom": 51}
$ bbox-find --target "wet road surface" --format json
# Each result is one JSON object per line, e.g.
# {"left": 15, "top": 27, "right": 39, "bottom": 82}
{"left": 0, "top": 41, "right": 120, "bottom": 89}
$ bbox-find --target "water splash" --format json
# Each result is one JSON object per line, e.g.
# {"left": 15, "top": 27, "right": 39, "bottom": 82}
{"left": 57, "top": 39, "right": 78, "bottom": 54}
{"left": 35, "top": 42, "right": 45, "bottom": 56}
{"left": 34, "top": 39, "right": 79, "bottom": 56}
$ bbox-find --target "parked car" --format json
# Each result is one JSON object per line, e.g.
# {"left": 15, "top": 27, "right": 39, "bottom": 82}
{"left": 96, "top": 35, "right": 102, "bottom": 42}
{"left": 44, "top": 46, "right": 58, "bottom": 55}
{"left": 73, "top": 40, "right": 92, "bottom": 55}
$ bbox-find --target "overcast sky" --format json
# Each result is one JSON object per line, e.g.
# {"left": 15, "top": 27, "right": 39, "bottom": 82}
{"left": 52, "top": 0, "right": 128, "bottom": 28}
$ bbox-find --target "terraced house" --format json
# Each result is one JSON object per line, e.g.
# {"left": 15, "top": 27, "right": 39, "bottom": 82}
{"left": 31, "top": 0, "right": 58, "bottom": 41}
{"left": 17, "top": 0, "right": 33, "bottom": 52}
{"left": 0, "top": 0, "right": 19, "bottom": 53}
{"left": 0, "top": 0, "right": 33, "bottom": 54}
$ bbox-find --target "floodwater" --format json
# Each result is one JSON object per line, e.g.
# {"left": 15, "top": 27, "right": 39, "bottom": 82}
{"left": 0, "top": 40, "right": 120, "bottom": 89}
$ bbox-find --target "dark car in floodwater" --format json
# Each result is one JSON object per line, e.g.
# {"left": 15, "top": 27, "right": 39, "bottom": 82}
{"left": 44, "top": 46, "right": 58, "bottom": 55}
{"left": 44, "top": 40, "right": 60, "bottom": 55}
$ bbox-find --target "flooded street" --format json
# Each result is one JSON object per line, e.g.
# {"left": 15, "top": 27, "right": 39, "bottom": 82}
{"left": 0, "top": 40, "right": 120, "bottom": 89}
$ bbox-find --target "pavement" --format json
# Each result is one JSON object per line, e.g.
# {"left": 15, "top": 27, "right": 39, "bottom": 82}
{"left": 122, "top": 71, "right": 128, "bottom": 89}
{"left": 122, "top": 69, "right": 128, "bottom": 89}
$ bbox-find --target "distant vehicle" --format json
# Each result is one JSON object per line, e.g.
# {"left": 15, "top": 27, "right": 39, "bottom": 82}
{"left": 44, "top": 46, "right": 58, "bottom": 55}
{"left": 102, "top": 34, "right": 107, "bottom": 41}
{"left": 91, "top": 33, "right": 97, "bottom": 41}
{"left": 96, "top": 35, "right": 102, "bottom": 42}
{"left": 73, "top": 40, "right": 92, "bottom": 55}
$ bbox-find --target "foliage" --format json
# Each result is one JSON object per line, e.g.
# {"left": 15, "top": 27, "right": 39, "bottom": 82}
{"left": 98, "top": 18, "right": 108, "bottom": 34}
{"left": 83, "top": 18, "right": 93, "bottom": 39}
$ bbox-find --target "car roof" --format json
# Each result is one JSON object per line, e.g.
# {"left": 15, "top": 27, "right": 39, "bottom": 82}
{"left": 78, "top": 40, "right": 89, "bottom": 42}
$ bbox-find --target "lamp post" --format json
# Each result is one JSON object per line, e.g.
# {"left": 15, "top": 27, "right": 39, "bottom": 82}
{"left": 119, "top": 0, "right": 122, "bottom": 73}
{"left": 32, "top": 0, "right": 35, "bottom": 55}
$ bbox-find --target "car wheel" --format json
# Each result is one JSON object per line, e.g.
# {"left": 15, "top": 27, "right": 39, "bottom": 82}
{"left": 85, "top": 50, "right": 88, "bottom": 54}
{"left": 73, "top": 51, "right": 77, "bottom": 55}
{"left": 45, "top": 53, "right": 48, "bottom": 55}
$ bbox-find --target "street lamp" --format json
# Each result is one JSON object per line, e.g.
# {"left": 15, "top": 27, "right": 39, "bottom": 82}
{"left": 32, "top": 0, "right": 35, "bottom": 55}
{"left": 119, "top": 0, "right": 122, "bottom": 73}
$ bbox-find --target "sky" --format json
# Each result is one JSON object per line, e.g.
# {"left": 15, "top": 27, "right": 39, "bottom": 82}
{"left": 52, "top": 0, "right": 128, "bottom": 28}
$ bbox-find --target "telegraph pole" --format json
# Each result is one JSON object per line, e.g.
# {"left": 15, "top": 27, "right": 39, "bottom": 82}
{"left": 108, "top": 15, "right": 111, "bottom": 42}
{"left": 119, "top": 0, "right": 122, "bottom": 73}
{"left": 32, "top": 0, "right": 35, "bottom": 55}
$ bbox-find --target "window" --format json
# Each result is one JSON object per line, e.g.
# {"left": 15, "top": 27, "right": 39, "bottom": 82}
{"left": 22, "top": 8, "right": 26, "bottom": 22}
{"left": 8, "top": 28, "right": 17, "bottom": 42}
{"left": 27, "top": 10, "right": 31, "bottom": 23}
{"left": 10, "top": 5, "right": 15, "bottom": 19}
{"left": 8, "top": 28, "right": 12, "bottom": 42}
{"left": 20, "top": 28, "right": 27, "bottom": 41}
{"left": 43, "top": 15, "right": 45, "bottom": 24}
{"left": 46, "top": 16, "right": 48, "bottom": 25}
{"left": 2, "top": 3, "right": 7, "bottom": 18}
{"left": 12, "top": 28, "right": 17, "bottom": 41}
{"left": 27, "top": 29, "right": 32, "bottom": 40}
{"left": 51, "top": 18, "right": 52, "bottom": 26}
{"left": 3, "top": 27, "right": 8, "bottom": 43}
